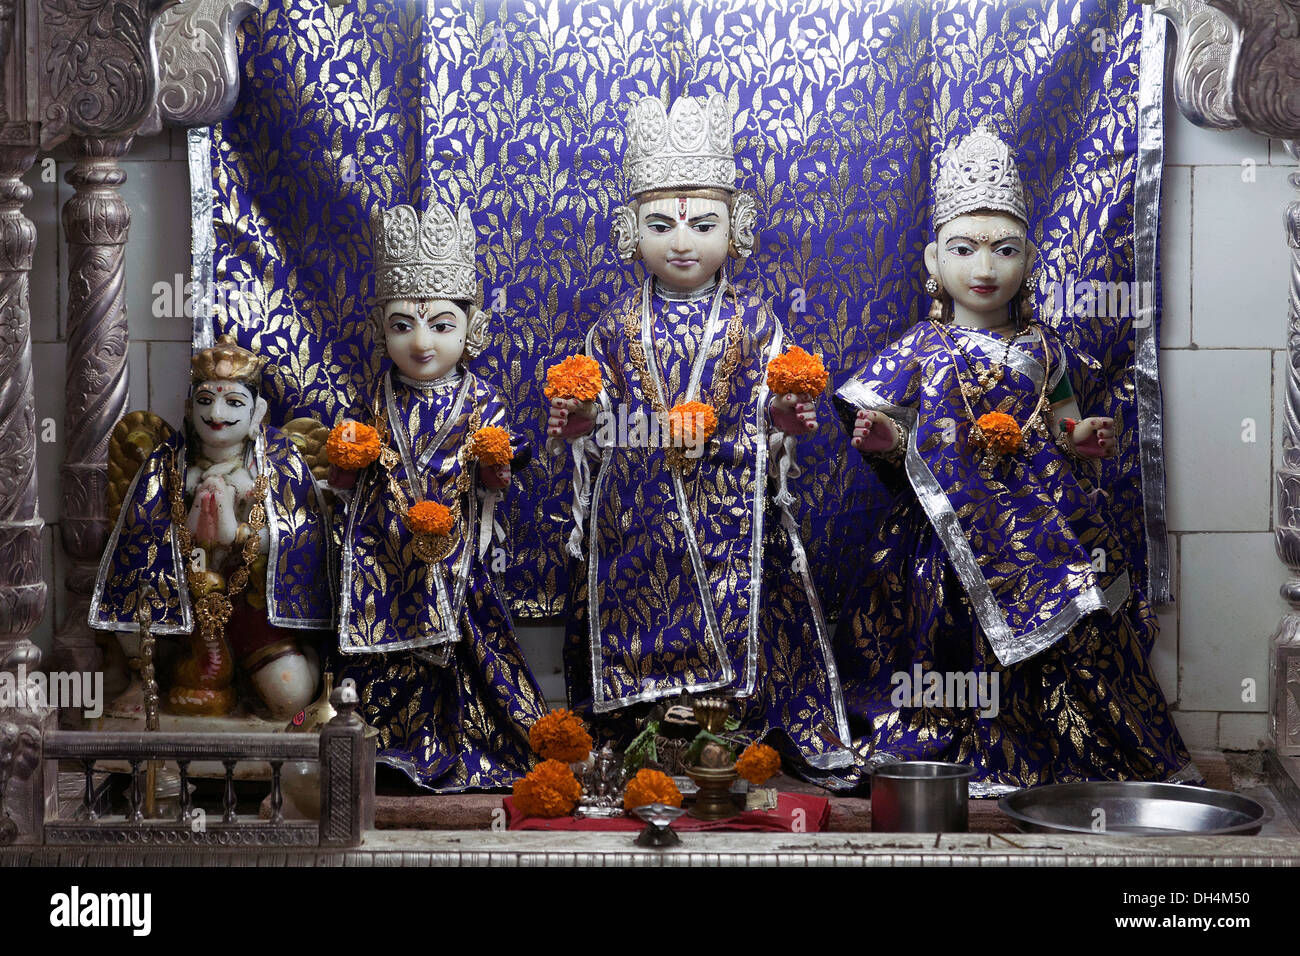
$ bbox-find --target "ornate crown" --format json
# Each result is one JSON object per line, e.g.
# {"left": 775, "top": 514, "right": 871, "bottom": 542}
{"left": 933, "top": 124, "right": 1028, "bottom": 230}
{"left": 624, "top": 93, "right": 736, "bottom": 196}
{"left": 371, "top": 202, "right": 478, "bottom": 303}
{"left": 191, "top": 334, "right": 265, "bottom": 385}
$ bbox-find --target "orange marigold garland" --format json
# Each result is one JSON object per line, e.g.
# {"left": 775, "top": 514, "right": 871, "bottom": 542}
{"left": 734, "top": 742, "right": 782, "bottom": 786}
{"left": 667, "top": 400, "right": 718, "bottom": 447}
{"left": 466, "top": 425, "right": 513, "bottom": 466}
{"left": 975, "top": 411, "right": 1023, "bottom": 455}
{"left": 766, "top": 346, "right": 829, "bottom": 396}
{"left": 528, "top": 708, "right": 593, "bottom": 763}
{"left": 544, "top": 354, "right": 603, "bottom": 402}
{"left": 326, "top": 420, "right": 382, "bottom": 470}
{"left": 406, "top": 500, "right": 454, "bottom": 536}
{"left": 623, "top": 768, "right": 683, "bottom": 810}
{"left": 512, "top": 759, "right": 582, "bottom": 818}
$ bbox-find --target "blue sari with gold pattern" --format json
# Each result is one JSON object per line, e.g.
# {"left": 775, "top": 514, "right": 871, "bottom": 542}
{"left": 834, "top": 321, "right": 1196, "bottom": 794}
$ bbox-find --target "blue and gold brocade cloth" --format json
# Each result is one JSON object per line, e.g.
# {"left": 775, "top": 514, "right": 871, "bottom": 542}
{"left": 209, "top": 0, "right": 1164, "bottom": 619}
{"left": 89, "top": 428, "right": 335, "bottom": 634}
{"left": 334, "top": 369, "right": 548, "bottom": 791}
{"left": 833, "top": 323, "right": 1194, "bottom": 790}
{"left": 562, "top": 281, "right": 856, "bottom": 782}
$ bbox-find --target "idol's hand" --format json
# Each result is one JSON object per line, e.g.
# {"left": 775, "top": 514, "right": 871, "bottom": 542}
{"left": 852, "top": 409, "right": 900, "bottom": 453}
{"left": 327, "top": 464, "right": 358, "bottom": 491}
{"left": 480, "top": 462, "right": 511, "bottom": 490}
{"left": 547, "top": 397, "right": 596, "bottom": 439}
{"left": 1071, "top": 416, "right": 1117, "bottom": 459}
{"left": 771, "top": 392, "right": 818, "bottom": 436}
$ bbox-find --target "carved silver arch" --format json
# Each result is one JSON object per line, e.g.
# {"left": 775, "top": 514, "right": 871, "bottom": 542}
{"left": 139, "top": 0, "right": 262, "bottom": 136}
{"left": 1151, "top": 0, "right": 1241, "bottom": 130}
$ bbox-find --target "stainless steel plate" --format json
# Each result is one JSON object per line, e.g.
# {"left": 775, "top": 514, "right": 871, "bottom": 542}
{"left": 999, "top": 782, "right": 1271, "bottom": 836}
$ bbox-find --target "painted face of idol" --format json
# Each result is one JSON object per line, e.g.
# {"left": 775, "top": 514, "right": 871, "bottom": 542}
{"left": 191, "top": 379, "right": 264, "bottom": 454}
{"left": 382, "top": 298, "right": 468, "bottom": 381}
{"left": 925, "top": 211, "right": 1030, "bottom": 328}
{"left": 637, "top": 194, "right": 731, "bottom": 294}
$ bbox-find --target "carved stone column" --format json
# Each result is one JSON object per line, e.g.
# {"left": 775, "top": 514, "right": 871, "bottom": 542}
{"left": 52, "top": 134, "right": 133, "bottom": 675}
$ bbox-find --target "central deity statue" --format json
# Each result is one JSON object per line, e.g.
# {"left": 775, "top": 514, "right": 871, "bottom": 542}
{"left": 548, "top": 91, "right": 855, "bottom": 785}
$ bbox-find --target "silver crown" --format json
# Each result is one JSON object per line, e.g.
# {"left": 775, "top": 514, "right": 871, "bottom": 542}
{"left": 624, "top": 93, "right": 736, "bottom": 196}
{"left": 933, "top": 125, "right": 1028, "bottom": 230}
{"left": 372, "top": 202, "right": 478, "bottom": 303}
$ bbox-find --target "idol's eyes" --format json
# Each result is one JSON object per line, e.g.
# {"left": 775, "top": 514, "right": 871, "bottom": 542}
{"left": 947, "top": 242, "right": 975, "bottom": 256}
{"left": 645, "top": 220, "right": 672, "bottom": 234}
{"left": 195, "top": 394, "right": 212, "bottom": 406}
{"left": 225, "top": 395, "right": 246, "bottom": 408}
{"left": 693, "top": 221, "right": 717, "bottom": 234}
{"left": 432, "top": 319, "right": 457, "bottom": 334}
{"left": 995, "top": 243, "right": 1023, "bottom": 258}
{"left": 388, "top": 318, "right": 413, "bottom": 333}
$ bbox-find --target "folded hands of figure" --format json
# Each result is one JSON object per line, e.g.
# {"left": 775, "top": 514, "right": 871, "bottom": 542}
{"left": 770, "top": 392, "right": 817, "bottom": 436}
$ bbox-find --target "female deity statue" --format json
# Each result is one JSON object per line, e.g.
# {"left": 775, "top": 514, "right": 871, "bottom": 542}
{"left": 90, "top": 336, "right": 334, "bottom": 718}
{"left": 547, "top": 92, "right": 855, "bottom": 784}
{"left": 834, "top": 125, "right": 1198, "bottom": 792}
{"left": 328, "top": 201, "right": 548, "bottom": 792}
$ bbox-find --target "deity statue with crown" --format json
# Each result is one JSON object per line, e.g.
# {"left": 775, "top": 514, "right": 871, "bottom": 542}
{"left": 833, "top": 125, "right": 1198, "bottom": 792}
{"left": 325, "top": 200, "right": 547, "bottom": 792}
{"left": 546, "top": 91, "right": 856, "bottom": 786}
{"left": 89, "top": 336, "right": 334, "bottom": 720}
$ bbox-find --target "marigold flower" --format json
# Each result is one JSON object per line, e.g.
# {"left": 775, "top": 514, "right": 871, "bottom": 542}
{"left": 528, "top": 708, "right": 593, "bottom": 762}
{"left": 512, "top": 759, "right": 581, "bottom": 818}
{"left": 667, "top": 401, "right": 717, "bottom": 447}
{"left": 467, "top": 425, "right": 513, "bottom": 466}
{"left": 544, "top": 354, "right": 603, "bottom": 402}
{"left": 326, "top": 420, "right": 381, "bottom": 470}
{"left": 976, "top": 411, "right": 1022, "bottom": 454}
{"left": 406, "top": 500, "right": 454, "bottom": 536}
{"left": 623, "top": 768, "right": 683, "bottom": 811}
{"left": 766, "top": 346, "right": 829, "bottom": 396}
{"left": 734, "top": 742, "right": 782, "bottom": 785}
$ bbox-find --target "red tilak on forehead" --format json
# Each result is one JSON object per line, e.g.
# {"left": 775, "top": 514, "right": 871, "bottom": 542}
{"left": 677, "top": 197, "right": 688, "bottom": 221}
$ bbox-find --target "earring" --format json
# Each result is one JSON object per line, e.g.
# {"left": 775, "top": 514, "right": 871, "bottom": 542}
{"left": 925, "top": 275, "right": 942, "bottom": 297}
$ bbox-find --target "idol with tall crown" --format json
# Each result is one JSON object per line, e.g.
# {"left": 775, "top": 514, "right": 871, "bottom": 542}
{"left": 327, "top": 200, "right": 547, "bottom": 792}
{"left": 546, "top": 91, "right": 855, "bottom": 784}
{"left": 833, "top": 124, "right": 1197, "bottom": 791}
{"left": 90, "top": 336, "right": 334, "bottom": 719}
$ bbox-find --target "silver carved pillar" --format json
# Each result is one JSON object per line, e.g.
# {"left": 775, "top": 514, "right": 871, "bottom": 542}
{"left": 0, "top": 135, "right": 51, "bottom": 845}
{"left": 36, "top": 0, "right": 179, "bottom": 680}
{"left": 0, "top": 0, "right": 50, "bottom": 842}
{"left": 51, "top": 134, "right": 133, "bottom": 676}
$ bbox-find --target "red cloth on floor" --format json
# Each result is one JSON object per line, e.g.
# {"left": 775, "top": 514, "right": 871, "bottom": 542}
{"left": 505, "top": 792, "right": 829, "bottom": 832}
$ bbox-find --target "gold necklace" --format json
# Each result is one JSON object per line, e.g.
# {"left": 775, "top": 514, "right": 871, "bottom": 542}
{"left": 624, "top": 279, "right": 743, "bottom": 472}
{"left": 931, "top": 320, "right": 1052, "bottom": 470}
{"left": 167, "top": 451, "right": 270, "bottom": 643}
{"left": 372, "top": 389, "right": 480, "bottom": 563}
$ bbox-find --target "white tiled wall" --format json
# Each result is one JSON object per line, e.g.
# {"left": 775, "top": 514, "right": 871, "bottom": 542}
{"left": 20, "top": 102, "right": 1299, "bottom": 735}
{"left": 1160, "top": 106, "right": 1294, "bottom": 749}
